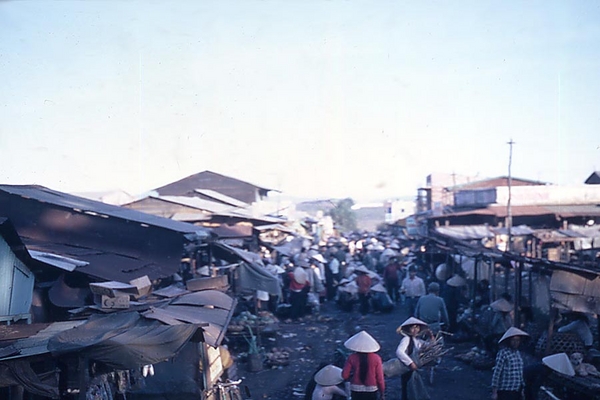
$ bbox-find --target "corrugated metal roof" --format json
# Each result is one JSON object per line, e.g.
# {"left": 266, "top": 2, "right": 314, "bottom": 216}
{"left": 194, "top": 189, "right": 250, "bottom": 208}
{"left": 28, "top": 250, "right": 87, "bottom": 272}
{"left": 449, "top": 176, "right": 547, "bottom": 190}
{"left": 172, "top": 290, "right": 235, "bottom": 310}
{"left": 211, "top": 224, "right": 253, "bottom": 238}
{"left": 0, "top": 321, "right": 85, "bottom": 360}
{"left": 442, "top": 204, "right": 600, "bottom": 219}
{"left": 543, "top": 204, "right": 600, "bottom": 217}
{"left": 153, "top": 285, "right": 190, "bottom": 298}
{"left": 171, "top": 212, "right": 212, "bottom": 222}
{"left": 491, "top": 226, "right": 536, "bottom": 236}
{"left": 154, "top": 195, "right": 234, "bottom": 214}
{"left": 435, "top": 225, "right": 495, "bottom": 240}
{"left": 254, "top": 224, "right": 296, "bottom": 234}
{"left": 0, "top": 185, "right": 208, "bottom": 235}
{"left": 154, "top": 170, "right": 276, "bottom": 204}
{"left": 26, "top": 240, "right": 182, "bottom": 282}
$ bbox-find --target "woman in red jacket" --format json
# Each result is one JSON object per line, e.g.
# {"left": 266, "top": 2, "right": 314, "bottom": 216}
{"left": 342, "top": 330, "right": 385, "bottom": 400}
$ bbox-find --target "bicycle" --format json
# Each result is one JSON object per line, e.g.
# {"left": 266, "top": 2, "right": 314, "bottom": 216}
{"left": 204, "top": 379, "right": 251, "bottom": 400}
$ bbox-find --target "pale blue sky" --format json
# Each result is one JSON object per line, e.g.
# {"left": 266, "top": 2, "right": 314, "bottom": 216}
{"left": 1, "top": 1, "right": 599, "bottom": 201}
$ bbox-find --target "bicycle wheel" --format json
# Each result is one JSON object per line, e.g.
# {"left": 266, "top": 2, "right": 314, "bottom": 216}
{"left": 227, "top": 386, "right": 243, "bottom": 400}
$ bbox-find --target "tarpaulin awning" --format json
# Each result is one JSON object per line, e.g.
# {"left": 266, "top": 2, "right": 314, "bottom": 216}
{"left": 47, "top": 312, "right": 197, "bottom": 369}
{"left": 0, "top": 360, "right": 59, "bottom": 398}
{"left": 271, "top": 236, "right": 306, "bottom": 257}
{"left": 237, "top": 262, "right": 281, "bottom": 296}
{"left": 212, "top": 242, "right": 281, "bottom": 296}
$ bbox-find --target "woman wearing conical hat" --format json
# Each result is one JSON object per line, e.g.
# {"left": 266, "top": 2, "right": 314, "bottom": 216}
{"left": 288, "top": 261, "right": 310, "bottom": 320}
{"left": 341, "top": 331, "right": 385, "bottom": 400}
{"left": 523, "top": 353, "right": 574, "bottom": 400}
{"left": 491, "top": 327, "right": 529, "bottom": 400}
{"left": 311, "top": 364, "right": 348, "bottom": 400}
{"left": 395, "top": 317, "right": 429, "bottom": 400}
{"left": 485, "top": 296, "right": 514, "bottom": 355}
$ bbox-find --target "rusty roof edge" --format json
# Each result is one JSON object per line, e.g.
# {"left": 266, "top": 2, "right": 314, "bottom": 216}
{"left": 0, "top": 185, "right": 210, "bottom": 236}
{"left": 427, "top": 232, "right": 600, "bottom": 278}
{"left": 213, "top": 297, "right": 237, "bottom": 347}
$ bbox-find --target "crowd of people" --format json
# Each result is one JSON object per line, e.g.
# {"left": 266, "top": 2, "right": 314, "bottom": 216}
{"left": 256, "top": 235, "right": 474, "bottom": 331}
{"left": 305, "top": 319, "right": 577, "bottom": 400}
{"left": 224, "top": 231, "right": 598, "bottom": 399}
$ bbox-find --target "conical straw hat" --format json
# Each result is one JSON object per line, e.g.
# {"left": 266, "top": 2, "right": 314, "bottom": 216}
{"left": 354, "top": 265, "right": 371, "bottom": 274}
{"left": 314, "top": 364, "right": 344, "bottom": 386}
{"left": 498, "top": 327, "right": 529, "bottom": 344}
{"left": 446, "top": 275, "right": 467, "bottom": 287}
{"left": 542, "top": 353, "right": 575, "bottom": 377}
{"left": 371, "top": 283, "right": 387, "bottom": 293}
{"left": 293, "top": 267, "right": 307, "bottom": 285}
{"left": 344, "top": 331, "right": 380, "bottom": 353}
{"left": 435, "top": 263, "right": 448, "bottom": 281}
{"left": 490, "top": 298, "right": 513, "bottom": 312}
{"left": 396, "top": 317, "right": 428, "bottom": 334}
{"left": 311, "top": 254, "right": 326, "bottom": 264}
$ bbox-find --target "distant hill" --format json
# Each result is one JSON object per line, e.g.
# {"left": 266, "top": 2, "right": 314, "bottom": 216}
{"left": 354, "top": 205, "right": 386, "bottom": 231}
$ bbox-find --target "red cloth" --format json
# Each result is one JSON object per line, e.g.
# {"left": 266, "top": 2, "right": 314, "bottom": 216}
{"left": 383, "top": 262, "right": 399, "bottom": 281}
{"left": 356, "top": 274, "right": 372, "bottom": 294}
{"left": 342, "top": 352, "right": 385, "bottom": 393}
{"left": 288, "top": 272, "right": 308, "bottom": 291}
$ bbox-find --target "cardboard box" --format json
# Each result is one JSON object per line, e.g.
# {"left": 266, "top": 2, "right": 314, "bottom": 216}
{"left": 100, "top": 295, "right": 130, "bottom": 309}
{"left": 90, "top": 281, "right": 138, "bottom": 297}
{"left": 130, "top": 275, "right": 152, "bottom": 298}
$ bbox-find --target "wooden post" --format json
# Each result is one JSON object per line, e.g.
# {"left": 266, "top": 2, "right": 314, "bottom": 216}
{"left": 504, "top": 263, "right": 509, "bottom": 295}
{"left": 78, "top": 356, "right": 89, "bottom": 400}
{"left": 471, "top": 257, "right": 479, "bottom": 309}
{"left": 490, "top": 259, "right": 496, "bottom": 302}
{"left": 546, "top": 308, "right": 557, "bottom": 356}
{"left": 514, "top": 261, "right": 523, "bottom": 328}
{"left": 9, "top": 385, "right": 24, "bottom": 400}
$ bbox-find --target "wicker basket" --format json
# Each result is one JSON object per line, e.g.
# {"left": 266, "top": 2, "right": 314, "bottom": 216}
{"left": 535, "top": 332, "right": 585, "bottom": 356}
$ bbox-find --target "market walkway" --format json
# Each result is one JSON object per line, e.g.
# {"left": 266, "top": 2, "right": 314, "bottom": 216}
{"left": 240, "top": 300, "right": 494, "bottom": 400}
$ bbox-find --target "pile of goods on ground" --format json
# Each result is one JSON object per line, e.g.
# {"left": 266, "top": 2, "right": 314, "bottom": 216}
{"left": 265, "top": 347, "right": 292, "bottom": 367}
{"left": 228, "top": 311, "right": 279, "bottom": 332}
{"left": 454, "top": 347, "right": 495, "bottom": 370}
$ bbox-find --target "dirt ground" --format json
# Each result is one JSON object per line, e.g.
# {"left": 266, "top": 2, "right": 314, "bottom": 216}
{"left": 233, "top": 300, "right": 495, "bottom": 400}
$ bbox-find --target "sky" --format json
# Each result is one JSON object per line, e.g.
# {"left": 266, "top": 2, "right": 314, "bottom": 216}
{"left": 1, "top": 1, "right": 599, "bottom": 202}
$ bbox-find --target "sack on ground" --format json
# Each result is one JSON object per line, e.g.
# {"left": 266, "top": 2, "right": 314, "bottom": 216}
{"left": 407, "top": 371, "right": 430, "bottom": 400}
{"left": 307, "top": 292, "right": 320, "bottom": 307}
{"left": 383, "top": 357, "right": 409, "bottom": 377}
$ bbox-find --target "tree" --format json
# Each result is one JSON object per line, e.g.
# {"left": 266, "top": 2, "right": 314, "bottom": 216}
{"left": 327, "top": 198, "right": 357, "bottom": 233}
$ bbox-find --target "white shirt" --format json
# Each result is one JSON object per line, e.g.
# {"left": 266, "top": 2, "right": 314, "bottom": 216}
{"left": 401, "top": 276, "right": 426, "bottom": 298}
{"left": 329, "top": 258, "right": 340, "bottom": 275}
{"left": 396, "top": 334, "right": 424, "bottom": 366}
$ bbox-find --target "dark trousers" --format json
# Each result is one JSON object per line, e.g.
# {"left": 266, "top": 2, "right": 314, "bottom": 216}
{"left": 350, "top": 391, "right": 379, "bottom": 400}
{"left": 498, "top": 390, "right": 522, "bottom": 400}
{"left": 385, "top": 279, "right": 399, "bottom": 302}
{"left": 359, "top": 293, "right": 370, "bottom": 315}
{"left": 406, "top": 297, "right": 419, "bottom": 316}
{"left": 401, "top": 370, "right": 414, "bottom": 400}
{"left": 289, "top": 290, "right": 307, "bottom": 319}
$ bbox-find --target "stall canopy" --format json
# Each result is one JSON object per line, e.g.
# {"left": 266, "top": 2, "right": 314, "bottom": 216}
{"left": 49, "top": 312, "right": 198, "bottom": 368}
{"left": 212, "top": 242, "right": 281, "bottom": 296}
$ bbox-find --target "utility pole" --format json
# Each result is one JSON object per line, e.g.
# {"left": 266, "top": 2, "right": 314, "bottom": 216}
{"left": 507, "top": 139, "right": 515, "bottom": 253}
